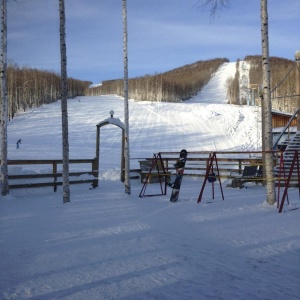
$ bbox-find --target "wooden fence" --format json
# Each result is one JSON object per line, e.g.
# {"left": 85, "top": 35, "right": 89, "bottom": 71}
{"left": 133, "top": 150, "right": 280, "bottom": 179}
{"left": 3, "top": 151, "right": 281, "bottom": 191}
{"left": 135, "top": 151, "right": 282, "bottom": 188}
{"left": 7, "top": 158, "right": 98, "bottom": 191}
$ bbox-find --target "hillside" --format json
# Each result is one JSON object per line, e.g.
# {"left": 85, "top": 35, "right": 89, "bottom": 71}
{"left": 246, "top": 56, "right": 297, "bottom": 113}
{"left": 87, "top": 55, "right": 297, "bottom": 112}
{"left": 86, "top": 58, "right": 229, "bottom": 102}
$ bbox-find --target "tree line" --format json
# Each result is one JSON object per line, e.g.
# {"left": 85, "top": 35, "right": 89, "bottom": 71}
{"left": 86, "top": 58, "right": 228, "bottom": 102}
{"left": 247, "top": 55, "right": 296, "bottom": 113}
{"left": 6, "top": 62, "right": 91, "bottom": 120}
{"left": 226, "top": 56, "right": 296, "bottom": 113}
{"left": 87, "top": 55, "right": 297, "bottom": 114}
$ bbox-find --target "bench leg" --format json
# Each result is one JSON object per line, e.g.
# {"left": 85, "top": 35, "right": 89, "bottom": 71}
{"left": 232, "top": 179, "right": 243, "bottom": 188}
{"left": 238, "top": 180, "right": 243, "bottom": 189}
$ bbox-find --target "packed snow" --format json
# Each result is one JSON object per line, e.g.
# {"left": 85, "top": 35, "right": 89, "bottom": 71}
{"left": 188, "top": 62, "right": 236, "bottom": 104}
{"left": 1, "top": 63, "right": 299, "bottom": 300}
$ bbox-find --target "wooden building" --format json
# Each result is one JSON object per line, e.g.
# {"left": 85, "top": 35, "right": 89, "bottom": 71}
{"left": 272, "top": 111, "right": 297, "bottom": 129}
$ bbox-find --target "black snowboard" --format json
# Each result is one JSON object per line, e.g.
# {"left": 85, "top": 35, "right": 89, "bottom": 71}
{"left": 169, "top": 149, "right": 188, "bottom": 202}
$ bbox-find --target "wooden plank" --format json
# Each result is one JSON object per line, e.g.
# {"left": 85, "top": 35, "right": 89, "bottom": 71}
{"left": 7, "top": 158, "right": 97, "bottom": 165}
{"left": 9, "top": 179, "right": 96, "bottom": 189}
{"left": 8, "top": 172, "right": 96, "bottom": 180}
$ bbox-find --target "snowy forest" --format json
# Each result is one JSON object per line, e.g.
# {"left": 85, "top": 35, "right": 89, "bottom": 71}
{"left": 226, "top": 56, "right": 297, "bottom": 112}
{"left": 1, "top": 55, "right": 296, "bottom": 122}
{"left": 86, "top": 58, "right": 228, "bottom": 102}
{"left": 86, "top": 56, "right": 297, "bottom": 113}
{"left": 6, "top": 63, "right": 91, "bottom": 120}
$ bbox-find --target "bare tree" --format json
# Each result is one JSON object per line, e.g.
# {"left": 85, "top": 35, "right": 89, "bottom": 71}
{"left": 123, "top": 0, "right": 130, "bottom": 194}
{"left": 59, "top": 0, "right": 70, "bottom": 203}
{"left": 0, "top": 0, "right": 8, "bottom": 196}
{"left": 199, "top": 0, "right": 276, "bottom": 204}
{"left": 260, "top": 0, "right": 275, "bottom": 204}
{"left": 198, "top": 0, "right": 229, "bottom": 18}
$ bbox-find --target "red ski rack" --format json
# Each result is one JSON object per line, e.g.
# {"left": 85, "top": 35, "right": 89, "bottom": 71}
{"left": 197, "top": 152, "right": 224, "bottom": 203}
{"left": 139, "top": 153, "right": 170, "bottom": 197}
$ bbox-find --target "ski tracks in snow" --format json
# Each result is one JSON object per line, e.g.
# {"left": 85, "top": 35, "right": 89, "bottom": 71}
{"left": 129, "top": 99, "right": 261, "bottom": 154}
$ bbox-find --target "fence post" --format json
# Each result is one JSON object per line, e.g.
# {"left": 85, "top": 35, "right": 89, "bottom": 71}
{"left": 238, "top": 160, "right": 242, "bottom": 174}
{"left": 92, "top": 157, "right": 98, "bottom": 188}
{"left": 53, "top": 161, "right": 57, "bottom": 192}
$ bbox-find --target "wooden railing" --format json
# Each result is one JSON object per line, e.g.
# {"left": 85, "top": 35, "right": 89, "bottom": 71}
{"left": 3, "top": 151, "right": 281, "bottom": 191}
{"left": 133, "top": 151, "right": 281, "bottom": 179}
{"left": 134, "top": 157, "right": 262, "bottom": 178}
{"left": 7, "top": 158, "right": 99, "bottom": 191}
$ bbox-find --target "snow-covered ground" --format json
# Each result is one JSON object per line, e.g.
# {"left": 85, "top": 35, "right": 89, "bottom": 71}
{"left": 1, "top": 63, "right": 299, "bottom": 300}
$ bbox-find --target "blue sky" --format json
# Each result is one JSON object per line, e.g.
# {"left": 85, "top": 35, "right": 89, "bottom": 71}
{"left": 7, "top": 0, "right": 300, "bottom": 84}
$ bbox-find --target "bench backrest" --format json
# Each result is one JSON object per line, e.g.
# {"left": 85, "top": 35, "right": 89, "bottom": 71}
{"left": 242, "top": 165, "right": 258, "bottom": 177}
{"left": 139, "top": 160, "right": 164, "bottom": 172}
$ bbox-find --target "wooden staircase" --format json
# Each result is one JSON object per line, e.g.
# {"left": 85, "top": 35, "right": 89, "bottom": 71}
{"left": 274, "top": 131, "right": 300, "bottom": 187}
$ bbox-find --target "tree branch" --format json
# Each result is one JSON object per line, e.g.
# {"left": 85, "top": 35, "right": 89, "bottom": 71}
{"left": 197, "top": 0, "right": 230, "bottom": 19}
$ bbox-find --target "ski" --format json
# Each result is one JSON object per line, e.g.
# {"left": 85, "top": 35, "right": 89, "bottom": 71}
{"left": 169, "top": 149, "right": 188, "bottom": 202}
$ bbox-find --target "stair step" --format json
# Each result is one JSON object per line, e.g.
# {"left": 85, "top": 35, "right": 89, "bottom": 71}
{"left": 274, "top": 132, "right": 300, "bottom": 186}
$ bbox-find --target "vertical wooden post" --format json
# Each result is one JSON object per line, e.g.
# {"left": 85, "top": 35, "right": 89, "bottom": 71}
{"left": 260, "top": 92, "right": 266, "bottom": 186}
{"left": 95, "top": 125, "right": 100, "bottom": 187}
{"left": 92, "top": 157, "right": 98, "bottom": 188}
{"left": 238, "top": 160, "right": 242, "bottom": 174}
{"left": 121, "top": 129, "right": 125, "bottom": 182}
{"left": 53, "top": 161, "right": 57, "bottom": 192}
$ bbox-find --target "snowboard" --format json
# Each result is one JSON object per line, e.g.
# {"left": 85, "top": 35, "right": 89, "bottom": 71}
{"left": 169, "top": 149, "right": 188, "bottom": 202}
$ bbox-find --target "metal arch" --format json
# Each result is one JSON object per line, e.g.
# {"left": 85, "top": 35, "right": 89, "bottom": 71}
{"left": 96, "top": 117, "right": 125, "bottom": 183}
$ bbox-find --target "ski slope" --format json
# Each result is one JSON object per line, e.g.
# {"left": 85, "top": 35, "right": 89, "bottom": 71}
{"left": 7, "top": 94, "right": 261, "bottom": 172}
{"left": 7, "top": 61, "right": 261, "bottom": 172}
{"left": 188, "top": 62, "right": 236, "bottom": 104}
{"left": 1, "top": 63, "right": 299, "bottom": 300}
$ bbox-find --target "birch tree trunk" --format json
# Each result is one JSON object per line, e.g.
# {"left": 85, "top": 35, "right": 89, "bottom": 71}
{"left": 122, "top": 0, "right": 131, "bottom": 195}
{"left": 296, "top": 50, "right": 300, "bottom": 130}
{"left": 0, "top": 0, "right": 9, "bottom": 196}
{"left": 261, "top": 0, "right": 275, "bottom": 205}
{"left": 59, "top": 0, "right": 70, "bottom": 203}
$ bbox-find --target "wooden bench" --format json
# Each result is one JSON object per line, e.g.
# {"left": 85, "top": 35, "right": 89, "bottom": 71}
{"left": 231, "top": 165, "right": 263, "bottom": 188}
{"left": 139, "top": 160, "right": 171, "bottom": 184}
